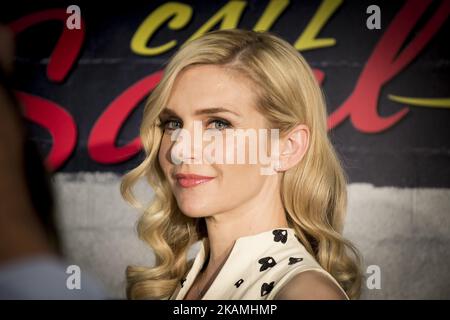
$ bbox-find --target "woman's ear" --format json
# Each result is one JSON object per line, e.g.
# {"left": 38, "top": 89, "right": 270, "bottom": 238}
{"left": 276, "top": 124, "right": 310, "bottom": 172}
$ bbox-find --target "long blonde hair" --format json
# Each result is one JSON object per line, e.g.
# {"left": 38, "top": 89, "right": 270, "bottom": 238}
{"left": 121, "top": 29, "right": 362, "bottom": 299}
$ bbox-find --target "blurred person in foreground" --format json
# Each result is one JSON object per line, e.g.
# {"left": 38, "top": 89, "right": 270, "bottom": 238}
{"left": 0, "top": 25, "right": 106, "bottom": 299}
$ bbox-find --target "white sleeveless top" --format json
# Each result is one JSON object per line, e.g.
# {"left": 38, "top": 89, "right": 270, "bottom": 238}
{"left": 169, "top": 227, "right": 349, "bottom": 300}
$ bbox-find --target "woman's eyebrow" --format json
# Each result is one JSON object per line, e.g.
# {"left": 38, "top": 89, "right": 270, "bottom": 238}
{"left": 160, "top": 107, "right": 241, "bottom": 118}
{"left": 159, "top": 108, "right": 178, "bottom": 118}
{"left": 194, "top": 107, "right": 241, "bottom": 117}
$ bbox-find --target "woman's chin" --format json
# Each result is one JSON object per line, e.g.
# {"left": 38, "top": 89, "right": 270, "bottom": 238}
{"left": 177, "top": 201, "right": 213, "bottom": 218}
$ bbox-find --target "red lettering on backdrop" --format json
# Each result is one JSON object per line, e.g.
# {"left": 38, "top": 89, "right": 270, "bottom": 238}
{"left": 328, "top": 0, "right": 450, "bottom": 132}
{"left": 88, "top": 71, "right": 164, "bottom": 164}
{"left": 313, "top": 69, "right": 325, "bottom": 85}
{"left": 9, "top": 9, "right": 85, "bottom": 170}
{"left": 16, "top": 92, "right": 77, "bottom": 170}
{"left": 9, "top": 9, "right": 85, "bottom": 82}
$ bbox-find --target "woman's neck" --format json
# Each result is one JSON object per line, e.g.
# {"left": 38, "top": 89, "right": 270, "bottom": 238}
{"left": 202, "top": 197, "right": 289, "bottom": 274}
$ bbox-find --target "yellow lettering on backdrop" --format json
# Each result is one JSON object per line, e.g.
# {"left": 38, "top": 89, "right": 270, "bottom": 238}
{"left": 131, "top": 2, "right": 192, "bottom": 56}
{"left": 294, "top": 0, "right": 342, "bottom": 51}
{"left": 131, "top": 0, "right": 340, "bottom": 56}
{"left": 253, "top": 0, "right": 289, "bottom": 31}
{"left": 186, "top": 1, "right": 247, "bottom": 42}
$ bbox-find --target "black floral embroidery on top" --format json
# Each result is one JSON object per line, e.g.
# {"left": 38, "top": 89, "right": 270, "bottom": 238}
{"left": 234, "top": 279, "right": 244, "bottom": 288}
{"left": 258, "top": 256, "right": 277, "bottom": 271}
{"left": 288, "top": 257, "right": 303, "bottom": 265}
{"left": 180, "top": 278, "right": 186, "bottom": 288}
{"left": 261, "top": 281, "right": 275, "bottom": 297}
{"left": 272, "top": 229, "right": 288, "bottom": 244}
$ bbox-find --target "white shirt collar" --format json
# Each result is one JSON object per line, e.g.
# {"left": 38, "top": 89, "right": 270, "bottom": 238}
{"left": 172, "top": 227, "right": 300, "bottom": 299}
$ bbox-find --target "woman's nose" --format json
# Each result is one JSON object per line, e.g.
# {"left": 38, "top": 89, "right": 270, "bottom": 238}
{"left": 170, "top": 120, "right": 204, "bottom": 165}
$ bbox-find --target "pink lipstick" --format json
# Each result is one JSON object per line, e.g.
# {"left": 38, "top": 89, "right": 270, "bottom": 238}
{"left": 174, "top": 173, "right": 215, "bottom": 188}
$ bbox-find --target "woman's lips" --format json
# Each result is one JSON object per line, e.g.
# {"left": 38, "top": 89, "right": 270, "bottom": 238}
{"left": 174, "top": 173, "right": 215, "bottom": 188}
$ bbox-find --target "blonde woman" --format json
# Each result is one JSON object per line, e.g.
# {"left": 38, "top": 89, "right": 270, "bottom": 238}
{"left": 121, "top": 29, "right": 361, "bottom": 300}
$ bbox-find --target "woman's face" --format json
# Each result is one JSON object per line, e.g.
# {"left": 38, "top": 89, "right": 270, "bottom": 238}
{"left": 158, "top": 64, "right": 279, "bottom": 218}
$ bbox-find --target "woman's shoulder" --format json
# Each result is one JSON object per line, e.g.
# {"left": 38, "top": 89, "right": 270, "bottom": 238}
{"left": 271, "top": 269, "right": 348, "bottom": 300}
{"left": 262, "top": 239, "right": 349, "bottom": 300}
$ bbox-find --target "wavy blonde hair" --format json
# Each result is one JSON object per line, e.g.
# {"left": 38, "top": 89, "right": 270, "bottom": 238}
{"left": 121, "top": 29, "right": 362, "bottom": 299}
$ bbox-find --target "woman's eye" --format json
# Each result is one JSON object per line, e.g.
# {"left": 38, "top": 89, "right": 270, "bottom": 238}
{"left": 159, "top": 118, "right": 231, "bottom": 131}
{"left": 160, "top": 119, "right": 182, "bottom": 131}
{"left": 207, "top": 119, "right": 231, "bottom": 131}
